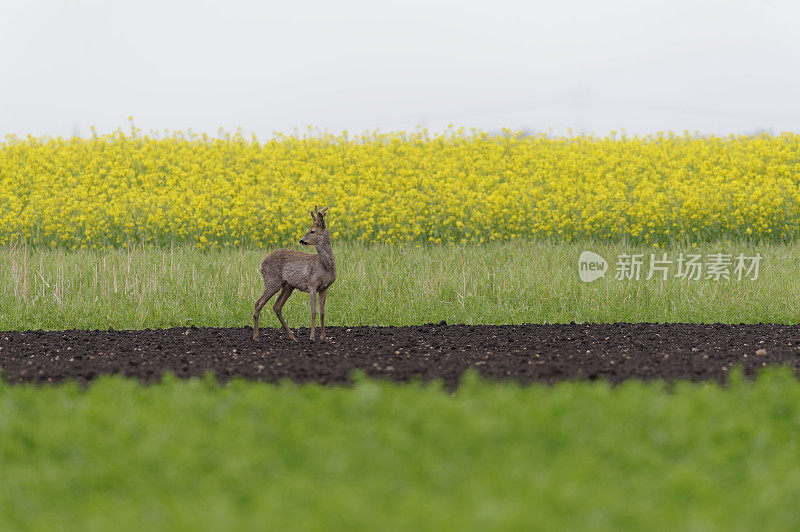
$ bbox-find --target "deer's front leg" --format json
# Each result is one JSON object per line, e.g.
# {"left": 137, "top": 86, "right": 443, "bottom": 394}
{"left": 318, "top": 289, "right": 327, "bottom": 341}
{"left": 309, "top": 289, "right": 317, "bottom": 342}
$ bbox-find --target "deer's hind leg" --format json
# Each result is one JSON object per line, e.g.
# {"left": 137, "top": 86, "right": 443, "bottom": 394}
{"left": 253, "top": 280, "right": 282, "bottom": 341}
{"left": 273, "top": 283, "right": 296, "bottom": 342}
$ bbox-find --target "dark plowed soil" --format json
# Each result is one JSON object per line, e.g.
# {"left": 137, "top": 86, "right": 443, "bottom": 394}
{"left": 2, "top": 323, "right": 800, "bottom": 388}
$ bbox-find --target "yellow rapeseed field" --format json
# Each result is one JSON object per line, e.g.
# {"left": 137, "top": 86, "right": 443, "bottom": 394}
{"left": 1, "top": 127, "right": 799, "bottom": 248}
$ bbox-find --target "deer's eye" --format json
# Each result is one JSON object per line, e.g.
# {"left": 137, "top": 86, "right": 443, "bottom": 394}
{"left": 310, "top": 231, "right": 315, "bottom": 234}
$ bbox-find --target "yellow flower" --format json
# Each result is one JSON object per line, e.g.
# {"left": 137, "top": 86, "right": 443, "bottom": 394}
{"left": 0, "top": 129, "right": 798, "bottom": 248}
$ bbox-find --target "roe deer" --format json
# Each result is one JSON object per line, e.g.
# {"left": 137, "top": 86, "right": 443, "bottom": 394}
{"left": 253, "top": 205, "right": 336, "bottom": 342}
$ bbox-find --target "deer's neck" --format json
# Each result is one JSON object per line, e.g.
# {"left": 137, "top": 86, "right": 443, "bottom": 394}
{"left": 315, "top": 233, "right": 336, "bottom": 274}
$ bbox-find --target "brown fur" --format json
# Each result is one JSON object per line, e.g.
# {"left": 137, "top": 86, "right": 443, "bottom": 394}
{"left": 253, "top": 206, "right": 336, "bottom": 342}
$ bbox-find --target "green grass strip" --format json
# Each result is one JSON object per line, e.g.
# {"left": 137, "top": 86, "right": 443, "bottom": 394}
{"left": 1, "top": 241, "right": 799, "bottom": 330}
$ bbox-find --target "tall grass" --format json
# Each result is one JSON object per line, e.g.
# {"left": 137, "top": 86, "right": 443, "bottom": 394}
{"left": 1, "top": 241, "right": 798, "bottom": 331}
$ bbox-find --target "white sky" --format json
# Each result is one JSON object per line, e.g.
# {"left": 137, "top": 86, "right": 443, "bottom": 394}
{"left": 1, "top": 0, "right": 798, "bottom": 138}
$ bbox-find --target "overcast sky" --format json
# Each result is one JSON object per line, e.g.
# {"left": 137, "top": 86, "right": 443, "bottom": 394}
{"left": 1, "top": 0, "right": 798, "bottom": 138}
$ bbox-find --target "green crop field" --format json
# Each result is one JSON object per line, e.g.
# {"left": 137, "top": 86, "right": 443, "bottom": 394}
{"left": 2, "top": 369, "right": 800, "bottom": 531}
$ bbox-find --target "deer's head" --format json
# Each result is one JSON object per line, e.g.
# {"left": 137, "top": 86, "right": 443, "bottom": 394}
{"left": 299, "top": 205, "right": 329, "bottom": 246}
